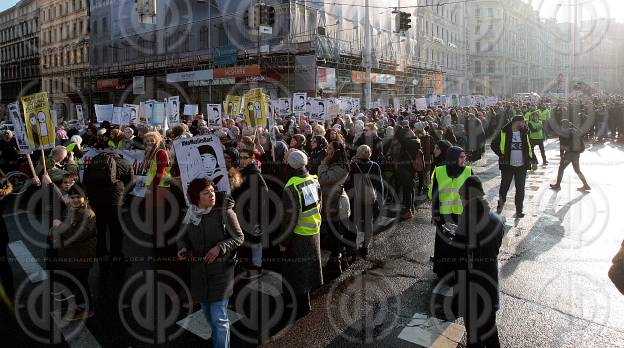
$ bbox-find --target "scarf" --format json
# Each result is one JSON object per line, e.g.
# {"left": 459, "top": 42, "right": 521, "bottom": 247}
{"left": 183, "top": 204, "right": 212, "bottom": 226}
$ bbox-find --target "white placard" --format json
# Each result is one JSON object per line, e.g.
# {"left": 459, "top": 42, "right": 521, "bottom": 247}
{"left": 95, "top": 104, "right": 113, "bottom": 123}
{"left": 112, "top": 107, "right": 123, "bottom": 125}
{"left": 183, "top": 104, "right": 199, "bottom": 116}
{"left": 415, "top": 98, "right": 428, "bottom": 111}
{"left": 7, "top": 102, "right": 31, "bottom": 154}
{"left": 167, "top": 96, "right": 180, "bottom": 125}
{"left": 206, "top": 104, "right": 222, "bottom": 127}
{"left": 292, "top": 93, "right": 307, "bottom": 113}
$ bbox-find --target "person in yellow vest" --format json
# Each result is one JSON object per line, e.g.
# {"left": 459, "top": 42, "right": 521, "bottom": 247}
{"left": 528, "top": 112, "right": 548, "bottom": 165}
{"left": 279, "top": 149, "right": 323, "bottom": 319}
{"left": 428, "top": 146, "right": 472, "bottom": 278}
{"left": 141, "top": 131, "right": 172, "bottom": 208}
{"left": 107, "top": 129, "right": 124, "bottom": 149}
{"left": 490, "top": 115, "right": 536, "bottom": 218}
{"left": 66, "top": 135, "right": 84, "bottom": 159}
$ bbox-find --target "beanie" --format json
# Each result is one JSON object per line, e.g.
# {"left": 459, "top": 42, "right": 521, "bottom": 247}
{"left": 287, "top": 150, "right": 308, "bottom": 169}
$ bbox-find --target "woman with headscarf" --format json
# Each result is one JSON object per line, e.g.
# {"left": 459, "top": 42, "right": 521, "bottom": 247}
{"left": 428, "top": 146, "right": 472, "bottom": 279}
{"left": 308, "top": 135, "right": 328, "bottom": 175}
{"left": 432, "top": 140, "right": 452, "bottom": 168}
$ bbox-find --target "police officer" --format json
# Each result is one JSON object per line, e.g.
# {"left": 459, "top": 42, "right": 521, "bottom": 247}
{"left": 428, "top": 146, "right": 472, "bottom": 279}
{"left": 279, "top": 150, "right": 323, "bottom": 319}
{"left": 491, "top": 115, "right": 536, "bottom": 218}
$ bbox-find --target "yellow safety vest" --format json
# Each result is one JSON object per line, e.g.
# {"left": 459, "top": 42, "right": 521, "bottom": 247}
{"left": 108, "top": 140, "right": 124, "bottom": 149}
{"left": 428, "top": 165, "right": 472, "bottom": 215}
{"left": 500, "top": 131, "right": 534, "bottom": 159}
{"left": 66, "top": 143, "right": 77, "bottom": 152}
{"left": 145, "top": 157, "right": 172, "bottom": 188}
{"left": 285, "top": 175, "right": 322, "bottom": 236}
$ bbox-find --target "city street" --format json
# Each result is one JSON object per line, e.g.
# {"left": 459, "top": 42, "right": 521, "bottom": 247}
{"left": 2, "top": 139, "right": 623, "bottom": 347}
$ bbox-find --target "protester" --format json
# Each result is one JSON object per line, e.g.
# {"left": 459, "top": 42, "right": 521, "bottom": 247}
{"left": 66, "top": 135, "right": 84, "bottom": 159}
{"left": 457, "top": 176, "right": 503, "bottom": 348}
{"left": 550, "top": 119, "right": 591, "bottom": 191}
{"left": 528, "top": 112, "right": 548, "bottom": 165}
{"left": 0, "top": 130, "right": 19, "bottom": 173}
{"left": 491, "top": 115, "right": 536, "bottom": 218}
{"left": 42, "top": 145, "right": 79, "bottom": 184}
{"left": 0, "top": 178, "right": 14, "bottom": 301}
{"left": 279, "top": 150, "right": 323, "bottom": 319}
{"left": 177, "top": 179, "right": 244, "bottom": 348}
{"left": 308, "top": 135, "right": 328, "bottom": 175}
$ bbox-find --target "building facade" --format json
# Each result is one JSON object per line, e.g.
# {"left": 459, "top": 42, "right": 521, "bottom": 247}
{"left": 0, "top": 0, "right": 41, "bottom": 108}
{"left": 39, "top": 0, "right": 89, "bottom": 121}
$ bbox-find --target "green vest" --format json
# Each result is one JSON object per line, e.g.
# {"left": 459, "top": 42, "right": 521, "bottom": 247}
{"left": 66, "top": 143, "right": 77, "bottom": 152}
{"left": 500, "top": 131, "right": 534, "bottom": 159}
{"left": 528, "top": 120, "right": 544, "bottom": 140}
{"left": 108, "top": 140, "right": 123, "bottom": 149}
{"left": 428, "top": 166, "right": 472, "bottom": 215}
{"left": 145, "top": 157, "right": 172, "bottom": 188}
{"left": 539, "top": 108, "right": 550, "bottom": 121}
{"left": 285, "top": 175, "right": 322, "bottom": 236}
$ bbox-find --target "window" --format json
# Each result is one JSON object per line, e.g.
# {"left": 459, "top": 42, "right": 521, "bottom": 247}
{"left": 476, "top": 41, "right": 481, "bottom": 52}
{"left": 103, "top": 17, "right": 108, "bottom": 32}
{"left": 474, "top": 61, "right": 481, "bottom": 74}
{"left": 488, "top": 8, "right": 493, "bottom": 17}
{"left": 475, "top": 8, "right": 480, "bottom": 17}
{"left": 488, "top": 60, "right": 495, "bottom": 73}
{"left": 79, "top": 20, "right": 83, "bottom": 35}
{"left": 199, "top": 25, "right": 209, "bottom": 49}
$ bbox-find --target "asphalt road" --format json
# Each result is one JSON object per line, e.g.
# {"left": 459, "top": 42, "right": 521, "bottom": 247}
{"left": 2, "top": 139, "right": 623, "bottom": 347}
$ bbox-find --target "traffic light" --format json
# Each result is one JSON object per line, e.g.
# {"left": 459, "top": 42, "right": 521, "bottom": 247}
{"left": 245, "top": 4, "right": 261, "bottom": 28}
{"left": 395, "top": 11, "right": 411, "bottom": 32}
{"left": 258, "top": 5, "right": 275, "bottom": 26}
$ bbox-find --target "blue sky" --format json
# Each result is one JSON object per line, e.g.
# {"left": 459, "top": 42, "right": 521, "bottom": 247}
{"left": 0, "top": 1, "right": 21, "bottom": 13}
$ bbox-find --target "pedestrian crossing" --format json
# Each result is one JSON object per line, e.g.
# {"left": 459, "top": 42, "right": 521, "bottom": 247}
{"left": 397, "top": 312, "right": 465, "bottom": 348}
{"left": 8, "top": 240, "right": 47, "bottom": 283}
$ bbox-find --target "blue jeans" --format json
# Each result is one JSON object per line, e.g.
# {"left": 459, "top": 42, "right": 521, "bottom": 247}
{"left": 201, "top": 299, "right": 230, "bottom": 348}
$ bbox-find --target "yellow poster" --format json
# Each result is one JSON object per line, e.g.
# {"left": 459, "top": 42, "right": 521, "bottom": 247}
{"left": 224, "top": 95, "right": 241, "bottom": 116}
{"left": 243, "top": 88, "right": 268, "bottom": 127}
{"left": 20, "top": 92, "right": 55, "bottom": 150}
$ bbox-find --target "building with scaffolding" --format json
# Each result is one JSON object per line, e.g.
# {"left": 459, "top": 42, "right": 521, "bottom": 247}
{"left": 86, "top": 0, "right": 447, "bottom": 116}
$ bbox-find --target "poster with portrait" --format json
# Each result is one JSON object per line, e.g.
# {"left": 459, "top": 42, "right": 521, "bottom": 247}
{"left": 183, "top": 104, "right": 199, "bottom": 116}
{"left": 224, "top": 95, "right": 241, "bottom": 116}
{"left": 112, "top": 106, "right": 123, "bottom": 125}
{"left": 20, "top": 92, "right": 55, "bottom": 150}
{"left": 243, "top": 88, "right": 268, "bottom": 127}
{"left": 95, "top": 104, "right": 113, "bottom": 123}
{"left": 206, "top": 104, "right": 222, "bottom": 127}
{"left": 292, "top": 93, "right": 307, "bottom": 113}
{"left": 167, "top": 96, "right": 180, "bottom": 125}
{"left": 351, "top": 98, "right": 360, "bottom": 114}
{"left": 277, "top": 98, "right": 291, "bottom": 115}
{"left": 123, "top": 104, "right": 140, "bottom": 124}
{"left": 151, "top": 102, "right": 166, "bottom": 126}
{"left": 325, "top": 98, "right": 339, "bottom": 119}
{"left": 7, "top": 102, "right": 31, "bottom": 154}
{"left": 75, "top": 104, "right": 85, "bottom": 126}
{"left": 173, "top": 135, "right": 230, "bottom": 203}
{"left": 339, "top": 97, "right": 353, "bottom": 114}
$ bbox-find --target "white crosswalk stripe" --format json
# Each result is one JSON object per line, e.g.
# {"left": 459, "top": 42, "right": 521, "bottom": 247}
{"left": 50, "top": 311, "right": 101, "bottom": 348}
{"left": 397, "top": 312, "right": 465, "bottom": 348}
{"left": 8, "top": 240, "right": 47, "bottom": 283}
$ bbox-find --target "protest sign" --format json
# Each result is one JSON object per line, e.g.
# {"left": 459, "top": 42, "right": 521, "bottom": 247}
{"left": 206, "top": 104, "right": 222, "bottom": 127}
{"left": 292, "top": 93, "right": 307, "bottom": 113}
{"left": 415, "top": 98, "right": 428, "bottom": 111}
{"left": 167, "top": 96, "right": 180, "bottom": 125}
{"left": 224, "top": 95, "right": 241, "bottom": 116}
{"left": 75, "top": 104, "right": 85, "bottom": 126}
{"left": 20, "top": 92, "right": 55, "bottom": 150}
{"left": 112, "top": 107, "right": 123, "bottom": 125}
{"left": 123, "top": 104, "right": 140, "bottom": 124}
{"left": 95, "top": 104, "right": 113, "bottom": 123}
{"left": 183, "top": 104, "right": 198, "bottom": 116}
{"left": 7, "top": 102, "right": 31, "bottom": 154}
{"left": 173, "top": 135, "right": 230, "bottom": 203}
{"left": 277, "top": 98, "right": 291, "bottom": 115}
{"left": 243, "top": 88, "right": 268, "bottom": 127}
{"left": 151, "top": 102, "right": 166, "bottom": 126}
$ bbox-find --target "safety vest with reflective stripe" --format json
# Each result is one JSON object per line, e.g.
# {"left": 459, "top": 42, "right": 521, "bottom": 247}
{"left": 108, "top": 140, "right": 124, "bottom": 149}
{"left": 528, "top": 120, "right": 544, "bottom": 140}
{"left": 285, "top": 175, "right": 322, "bottom": 236}
{"left": 540, "top": 108, "right": 551, "bottom": 121}
{"left": 145, "top": 157, "right": 172, "bottom": 188}
{"left": 428, "top": 165, "right": 472, "bottom": 215}
{"left": 500, "top": 131, "right": 534, "bottom": 159}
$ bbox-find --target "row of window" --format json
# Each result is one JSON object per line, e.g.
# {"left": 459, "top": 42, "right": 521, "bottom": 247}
{"left": 2, "top": 64, "right": 39, "bottom": 80}
{"left": 421, "top": 18, "right": 459, "bottom": 44}
{"left": 42, "top": 19, "right": 87, "bottom": 45}
{"left": 473, "top": 61, "right": 530, "bottom": 76}
{"left": 42, "top": 76, "right": 81, "bottom": 94}
{"left": 41, "top": 0, "right": 86, "bottom": 22}
{"left": 0, "top": 39, "right": 38, "bottom": 61}
{"left": 0, "top": 19, "right": 38, "bottom": 43}
{"left": 419, "top": 46, "right": 463, "bottom": 70}
{"left": 42, "top": 46, "right": 87, "bottom": 68}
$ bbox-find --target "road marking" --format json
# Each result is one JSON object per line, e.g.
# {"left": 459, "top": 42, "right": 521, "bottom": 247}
{"left": 245, "top": 271, "right": 283, "bottom": 296}
{"left": 177, "top": 309, "right": 242, "bottom": 340}
{"left": 8, "top": 240, "right": 47, "bottom": 283}
{"left": 397, "top": 312, "right": 465, "bottom": 348}
{"left": 51, "top": 311, "right": 101, "bottom": 348}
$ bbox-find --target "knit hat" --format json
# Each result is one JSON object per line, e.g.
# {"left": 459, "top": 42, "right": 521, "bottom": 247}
{"left": 70, "top": 135, "right": 82, "bottom": 145}
{"left": 459, "top": 175, "right": 485, "bottom": 200}
{"left": 287, "top": 150, "right": 308, "bottom": 169}
{"left": 97, "top": 128, "right": 107, "bottom": 136}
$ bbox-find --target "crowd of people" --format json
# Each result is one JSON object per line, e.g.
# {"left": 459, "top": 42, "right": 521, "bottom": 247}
{"left": 1, "top": 93, "right": 623, "bottom": 347}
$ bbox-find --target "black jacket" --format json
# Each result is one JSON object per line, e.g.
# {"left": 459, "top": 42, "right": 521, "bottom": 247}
{"left": 231, "top": 163, "right": 269, "bottom": 239}
{"left": 490, "top": 121, "right": 536, "bottom": 171}
{"left": 85, "top": 153, "right": 134, "bottom": 207}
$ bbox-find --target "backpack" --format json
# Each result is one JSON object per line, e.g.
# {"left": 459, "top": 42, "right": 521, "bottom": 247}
{"left": 84, "top": 152, "right": 119, "bottom": 186}
{"left": 409, "top": 149, "right": 425, "bottom": 172}
{"left": 353, "top": 162, "right": 377, "bottom": 205}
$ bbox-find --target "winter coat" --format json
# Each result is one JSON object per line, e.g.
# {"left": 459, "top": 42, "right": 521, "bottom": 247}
{"left": 354, "top": 135, "right": 384, "bottom": 165}
{"left": 231, "top": 163, "right": 269, "bottom": 242}
{"left": 308, "top": 148, "right": 327, "bottom": 175}
{"left": 490, "top": 121, "right": 536, "bottom": 171}
{"left": 317, "top": 160, "right": 349, "bottom": 221}
{"left": 84, "top": 153, "right": 134, "bottom": 207}
{"left": 43, "top": 157, "right": 79, "bottom": 184}
{"left": 50, "top": 204, "right": 97, "bottom": 270}
{"left": 176, "top": 193, "right": 244, "bottom": 303}
{"left": 455, "top": 199, "right": 504, "bottom": 312}
{"left": 344, "top": 159, "right": 384, "bottom": 206}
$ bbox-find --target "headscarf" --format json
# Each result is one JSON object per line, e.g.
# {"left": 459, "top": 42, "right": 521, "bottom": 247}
{"left": 445, "top": 146, "right": 465, "bottom": 179}
{"left": 433, "top": 140, "right": 452, "bottom": 167}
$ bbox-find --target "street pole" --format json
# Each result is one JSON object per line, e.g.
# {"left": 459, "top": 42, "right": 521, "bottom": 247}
{"left": 209, "top": 1, "right": 212, "bottom": 103}
{"left": 364, "top": 0, "right": 372, "bottom": 109}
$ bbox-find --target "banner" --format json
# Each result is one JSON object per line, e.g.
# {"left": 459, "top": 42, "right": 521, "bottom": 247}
{"left": 151, "top": 102, "right": 166, "bottom": 126}
{"left": 95, "top": 104, "right": 113, "bottom": 123}
{"left": 206, "top": 104, "right": 222, "bottom": 127}
{"left": 75, "top": 104, "right": 85, "bottom": 126}
{"left": 485, "top": 96, "right": 498, "bottom": 107}
{"left": 292, "top": 93, "right": 307, "bottom": 113}
{"left": 7, "top": 102, "right": 31, "bottom": 154}
{"left": 224, "top": 95, "right": 241, "bottom": 116}
{"left": 317, "top": 67, "right": 337, "bottom": 94}
{"left": 173, "top": 135, "right": 230, "bottom": 203}
{"left": 166, "top": 96, "right": 180, "bottom": 125}
{"left": 243, "top": 88, "right": 268, "bottom": 127}
{"left": 415, "top": 98, "right": 428, "bottom": 111}
{"left": 123, "top": 104, "right": 140, "bottom": 124}
{"left": 183, "top": 104, "right": 198, "bottom": 116}
{"left": 20, "top": 92, "right": 55, "bottom": 150}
